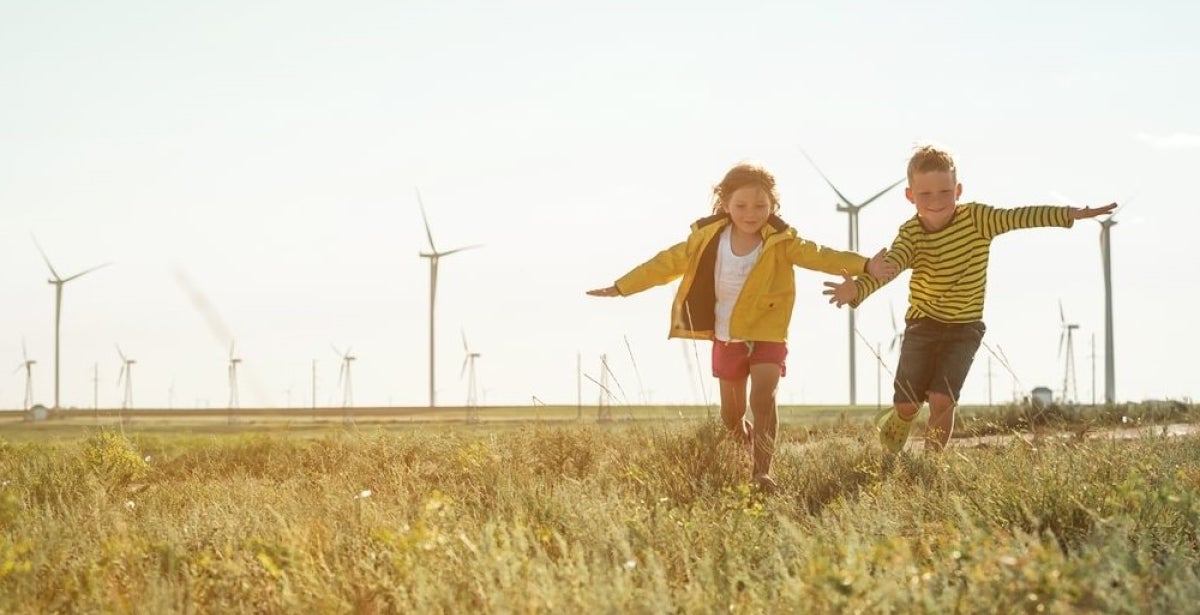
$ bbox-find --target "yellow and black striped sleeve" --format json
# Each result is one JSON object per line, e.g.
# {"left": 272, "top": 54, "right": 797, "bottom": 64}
{"left": 972, "top": 203, "right": 1073, "bottom": 238}
{"left": 849, "top": 231, "right": 914, "bottom": 308}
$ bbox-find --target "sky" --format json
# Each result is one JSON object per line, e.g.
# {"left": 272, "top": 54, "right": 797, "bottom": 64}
{"left": 2, "top": 1, "right": 1197, "bottom": 411}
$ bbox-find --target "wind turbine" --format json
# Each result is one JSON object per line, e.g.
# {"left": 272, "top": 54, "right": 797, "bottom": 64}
{"left": 1050, "top": 190, "right": 1127, "bottom": 405}
{"left": 1057, "top": 301, "right": 1079, "bottom": 404}
{"left": 460, "top": 330, "right": 481, "bottom": 421}
{"left": 889, "top": 303, "right": 905, "bottom": 354}
{"left": 417, "top": 189, "right": 481, "bottom": 409}
{"left": 33, "top": 237, "right": 111, "bottom": 409}
{"left": 801, "top": 150, "right": 903, "bottom": 405}
{"left": 227, "top": 341, "right": 241, "bottom": 409}
{"left": 14, "top": 340, "right": 36, "bottom": 410}
{"left": 1097, "top": 206, "right": 1121, "bottom": 406}
{"left": 333, "top": 345, "right": 355, "bottom": 408}
{"left": 116, "top": 345, "right": 136, "bottom": 410}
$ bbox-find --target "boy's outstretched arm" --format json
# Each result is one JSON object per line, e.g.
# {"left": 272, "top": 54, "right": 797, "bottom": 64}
{"left": 1071, "top": 203, "right": 1118, "bottom": 219}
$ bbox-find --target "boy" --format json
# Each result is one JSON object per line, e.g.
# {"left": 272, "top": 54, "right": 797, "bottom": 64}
{"left": 823, "top": 145, "right": 1115, "bottom": 454}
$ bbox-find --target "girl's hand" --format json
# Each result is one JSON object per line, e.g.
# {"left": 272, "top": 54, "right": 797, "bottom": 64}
{"left": 586, "top": 286, "right": 621, "bottom": 297}
{"left": 1070, "top": 202, "right": 1118, "bottom": 220}
{"left": 822, "top": 270, "right": 858, "bottom": 307}
{"left": 866, "top": 248, "right": 899, "bottom": 282}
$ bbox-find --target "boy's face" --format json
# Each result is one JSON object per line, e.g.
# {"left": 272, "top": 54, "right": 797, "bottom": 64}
{"left": 722, "top": 185, "right": 773, "bottom": 236}
{"left": 906, "top": 170, "right": 962, "bottom": 232}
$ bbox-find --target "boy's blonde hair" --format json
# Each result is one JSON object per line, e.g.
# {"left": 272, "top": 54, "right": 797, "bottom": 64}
{"left": 907, "top": 145, "right": 957, "bottom": 183}
{"left": 711, "top": 163, "right": 781, "bottom": 214}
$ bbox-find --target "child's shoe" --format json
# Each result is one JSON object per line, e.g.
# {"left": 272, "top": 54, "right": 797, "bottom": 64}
{"left": 875, "top": 408, "right": 913, "bottom": 454}
{"left": 752, "top": 473, "right": 778, "bottom": 493}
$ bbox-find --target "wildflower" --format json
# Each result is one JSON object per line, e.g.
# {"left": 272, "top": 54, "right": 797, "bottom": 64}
{"left": 355, "top": 489, "right": 373, "bottom": 500}
{"left": 124, "top": 500, "right": 136, "bottom": 511}
{"left": 623, "top": 559, "right": 637, "bottom": 570}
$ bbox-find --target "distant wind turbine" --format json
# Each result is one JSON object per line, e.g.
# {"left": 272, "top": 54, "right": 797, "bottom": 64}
{"left": 889, "top": 303, "right": 905, "bottom": 353}
{"left": 227, "top": 341, "right": 242, "bottom": 409}
{"left": 333, "top": 345, "right": 355, "bottom": 408}
{"left": 460, "top": 330, "right": 481, "bottom": 419}
{"left": 801, "top": 149, "right": 903, "bottom": 405}
{"left": 1057, "top": 301, "right": 1079, "bottom": 404}
{"left": 33, "top": 236, "right": 110, "bottom": 409}
{"left": 417, "top": 189, "right": 481, "bottom": 408}
{"left": 116, "top": 345, "right": 136, "bottom": 410}
{"left": 14, "top": 340, "right": 36, "bottom": 410}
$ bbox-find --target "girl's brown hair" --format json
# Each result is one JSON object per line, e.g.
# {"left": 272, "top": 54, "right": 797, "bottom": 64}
{"left": 711, "top": 163, "right": 781, "bottom": 214}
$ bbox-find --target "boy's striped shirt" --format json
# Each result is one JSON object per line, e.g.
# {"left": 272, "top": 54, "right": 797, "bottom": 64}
{"left": 852, "top": 203, "right": 1072, "bottom": 323}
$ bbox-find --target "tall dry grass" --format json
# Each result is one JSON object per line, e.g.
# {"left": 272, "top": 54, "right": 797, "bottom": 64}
{"left": 0, "top": 420, "right": 1197, "bottom": 613}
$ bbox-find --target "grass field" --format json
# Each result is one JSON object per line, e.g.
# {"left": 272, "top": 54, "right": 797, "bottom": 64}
{"left": 1, "top": 404, "right": 1197, "bottom": 612}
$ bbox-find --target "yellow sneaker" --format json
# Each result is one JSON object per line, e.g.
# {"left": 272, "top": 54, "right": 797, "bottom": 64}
{"left": 875, "top": 408, "right": 913, "bottom": 454}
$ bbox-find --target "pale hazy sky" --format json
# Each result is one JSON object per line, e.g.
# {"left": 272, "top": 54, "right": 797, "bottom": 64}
{"left": 2, "top": 1, "right": 1197, "bottom": 410}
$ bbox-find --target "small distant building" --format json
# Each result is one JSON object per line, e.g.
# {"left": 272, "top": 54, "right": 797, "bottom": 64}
{"left": 1030, "top": 387, "right": 1054, "bottom": 410}
{"left": 25, "top": 404, "right": 49, "bottom": 422}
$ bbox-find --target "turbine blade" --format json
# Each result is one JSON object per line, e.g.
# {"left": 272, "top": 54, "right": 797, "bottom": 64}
{"left": 1058, "top": 331, "right": 1065, "bottom": 357}
{"left": 21, "top": 337, "right": 28, "bottom": 362}
{"left": 890, "top": 303, "right": 899, "bottom": 332}
{"left": 116, "top": 344, "right": 127, "bottom": 362}
{"left": 61, "top": 261, "right": 112, "bottom": 283}
{"left": 30, "top": 235, "right": 63, "bottom": 280}
{"left": 1058, "top": 300, "right": 1065, "bottom": 325}
{"left": 416, "top": 188, "right": 438, "bottom": 253}
{"left": 439, "top": 244, "right": 482, "bottom": 258}
{"left": 857, "top": 179, "right": 905, "bottom": 210}
{"left": 1048, "top": 190, "right": 1079, "bottom": 206}
{"left": 799, "top": 148, "right": 856, "bottom": 208}
{"left": 460, "top": 356, "right": 468, "bottom": 379}
{"left": 331, "top": 344, "right": 342, "bottom": 357}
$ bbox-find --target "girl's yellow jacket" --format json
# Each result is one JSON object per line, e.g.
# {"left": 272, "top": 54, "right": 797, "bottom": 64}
{"left": 614, "top": 213, "right": 869, "bottom": 342}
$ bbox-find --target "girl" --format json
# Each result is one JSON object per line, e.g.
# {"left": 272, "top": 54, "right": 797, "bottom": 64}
{"left": 588, "top": 163, "right": 896, "bottom": 490}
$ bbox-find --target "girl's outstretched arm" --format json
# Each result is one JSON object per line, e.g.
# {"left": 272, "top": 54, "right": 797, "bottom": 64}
{"left": 586, "top": 286, "right": 621, "bottom": 297}
{"left": 822, "top": 270, "right": 857, "bottom": 308}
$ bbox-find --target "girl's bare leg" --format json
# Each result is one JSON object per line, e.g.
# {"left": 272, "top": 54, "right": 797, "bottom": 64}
{"left": 748, "top": 363, "right": 782, "bottom": 478}
{"left": 718, "top": 376, "right": 751, "bottom": 448}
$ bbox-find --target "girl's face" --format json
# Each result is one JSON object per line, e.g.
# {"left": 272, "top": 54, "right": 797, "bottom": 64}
{"left": 722, "top": 185, "right": 773, "bottom": 235}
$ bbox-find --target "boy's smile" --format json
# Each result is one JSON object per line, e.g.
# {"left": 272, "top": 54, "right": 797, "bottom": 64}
{"left": 906, "top": 170, "right": 962, "bottom": 232}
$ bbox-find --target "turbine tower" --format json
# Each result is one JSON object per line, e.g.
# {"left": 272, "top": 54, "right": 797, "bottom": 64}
{"left": 416, "top": 189, "right": 480, "bottom": 408}
{"left": 1057, "top": 301, "right": 1079, "bottom": 404}
{"left": 460, "top": 330, "right": 481, "bottom": 422}
{"left": 227, "top": 341, "right": 241, "bottom": 409}
{"left": 33, "top": 237, "right": 110, "bottom": 409}
{"left": 15, "top": 340, "right": 36, "bottom": 410}
{"left": 1098, "top": 212, "right": 1118, "bottom": 405}
{"left": 116, "top": 345, "right": 136, "bottom": 410}
{"left": 801, "top": 150, "right": 902, "bottom": 405}
{"left": 333, "top": 345, "right": 355, "bottom": 408}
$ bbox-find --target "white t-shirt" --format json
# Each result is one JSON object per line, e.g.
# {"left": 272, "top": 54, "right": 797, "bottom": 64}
{"left": 714, "top": 226, "right": 762, "bottom": 342}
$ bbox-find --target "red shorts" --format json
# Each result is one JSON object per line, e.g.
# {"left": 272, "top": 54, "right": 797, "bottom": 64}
{"left": 711, "top": 340, "right": 788, "bottom": 380}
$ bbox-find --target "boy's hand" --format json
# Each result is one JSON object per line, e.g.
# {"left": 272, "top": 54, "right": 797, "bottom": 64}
{"left": 586, "top": 286, "right": 621, "bottom": 297}
{"left": 865, "top": 248, "right": 899, "bottom": 282}
{"left": 822, "top": 270, "right": 858, "bottom": 307}
{"left": 1070, "top": 202, "right": 1118, "bottom": 220}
